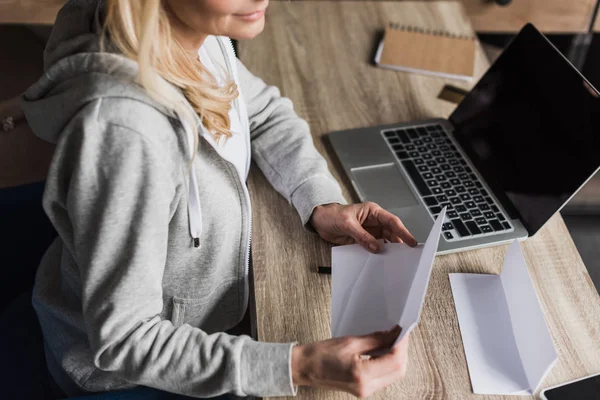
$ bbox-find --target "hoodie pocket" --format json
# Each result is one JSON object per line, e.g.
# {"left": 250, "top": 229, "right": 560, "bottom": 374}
{"left": 171, "top": 278, "right": 241, "bottom": 333}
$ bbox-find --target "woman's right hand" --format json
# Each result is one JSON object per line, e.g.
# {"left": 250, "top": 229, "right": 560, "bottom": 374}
{"left": 291, "top": 325, "right": 409, "bottom": 397}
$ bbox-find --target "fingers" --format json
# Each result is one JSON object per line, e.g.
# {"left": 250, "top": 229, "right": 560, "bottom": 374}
{"left": 346, "top": 218, "right": 381, "bottom": 253}
{"left": 368, "top": 204, "right": 418, "bottom": 247}
{"left": 351, "top": 325, "right": 402, "bottom": 354}
{"left": 364, "top": 334, "right": 410, "bottom": 378}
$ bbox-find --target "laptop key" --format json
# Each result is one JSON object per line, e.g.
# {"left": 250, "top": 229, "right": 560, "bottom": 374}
{"left": 427, "top": 180, "right": 439, "bottom": 187}
{"left": 485, "top": 197, "right": 494, "bottom": 204}
{"left": 473, "top": 196, "right": 484, "bottom": 203}
{"left": 471, "top": 209, "right": 482, "bottom": 217}
{"left": 443, "top": 223, "right": 453, "bottom": 231}
{"left": 444, "top": 232, "right": 454, "bottom": 240}
{"left": 384, "top": 131, "right": 396, "bottom": 138}
{"left": 445, "top": 189, "right": 457, "bottom": 196}
{"left": 468, "top": 188, "right": 479, "bottom": 195}
{"left": 440, "top": 202, "right": 454, "bottom": 210}
{"left": 465, "top": 201, "right": 476, "bottom": 209}
{"left": 449, "top": 159, "right": 460, "bottom": 166}
{"left": 444, "top": 152, "right": 455, "bottom": 159}
{"left": 418, "top": 165, "right": 428, "bottom": 172}
{"left": 414, "top": 158, "right": 424, "bottom": 165}
{"left": 388, "top": 137, "right": 400, "bottom": 144}
{"left": 432, "top": 150, "right": 442, "bottom": 156}
{"left": 502, "top": 222, "right": 511, "bottom": 230}
{"left": 426, "top": 125, "right": 437, "bottom": 132}
{"left": 435, "top": 138, "right": 446, "bottom": 144}
{"left": 481, "top": 225, "right": 493, "bottom": 233}
{"left": 480, "top": 189, "right": 489, "bottom": 196}
{"left": 491, "top": 205, "right": 499, "bottom": 213}
{"left": 489, "top": 219, "right": 503, "bottom": 231}
{"left": 484, "top": 211, "right": 495, "bottom": 219}
{"left": 453, "top": 166, "right": 465, "bottom": 173}
{"left": 455, "top": 186, "right": 466, "bottom": 193}
{"left": 407, "top": 128, "right": 418, "bottom": 138}
{"left": 476, "top": 217, "right": 487, "bottom": 225}
{"left": 460, "top": 212, "right": 472, "bottom": 221}
{"left": 424, "top": 196, "right": 438, "bottom": 206}
{"left": 414, "top": 140, "right": 423, "bottom": 145}
{"left": 432, "top": 187, "right": 443, "bottom": 195}
{"left": 417, "top": 127, "right": 428, "bottom": 136}
{"left": 497, "top": 213, "right": 506, "bottom": 221}
{"left": 460, "top": 194, "right": 471, "bottom": 201}
{"left": 410, "top": 151, "right": 419, "bottom": 157}
{"left": 464, "top": 181, "right": 474, "bottom": 188}
{"left": 441, "top": 164, "right": 451, "bottom": 171}
{"left": 450, "top": 179, "right": 460, "bottom": 185}
{"left": 393, "top": 144, "right": 405, "bottom": 151}
{"left": 445, "top": 171, "right": 457, "bottom": 178}
{"left": 441, "top": 182, "right": 451, "bottom": 189}
{"left": 396, "top": 151, "right": 409, "bottom": 159}
{"left": 456, "top": 205, "right": 467, "bottom": 213}
{"left": 423, "top": 172, "right": 434, "bottom": 179}
{"left": 436, "top": 195, "right": 448, "bottom": 202}
{"left": 401, "top": 160, "right": 432, "bottom": 196}
{"left": 475, "top": 181, "right": 483, "bottom": 188}
{"left": 427, "top": 161, "right": 437, "bottom": 167}
{"left": 480, "top": 203, "right": 490, "bottom": 211}
{"left": 451, "top": 219, "right": 470, "bottom": 237}
{"left": 435, "top": 174, "right": 447, "bottom": 181}
{"left": 406, "top": 144, "right": 415, "bottom": 151}
{"left": 448, "top": 210, "right": 458, "bottom": 218}
{"left": 423, "top": 154, "right": 433, "bottom": 160}
{"left": 418, "top": 146, "right": 428, "bottom": 152}
{"left": 458, "top": 173, "right": 469, "bottom": 180}
{"left": 465, "top": 220, "right": 482, "bottom": 235}
{"left": 397, "top": 131, "right": 410, "bottom": 144}
{"left": 430, "top": 206, "right": 442, "bottom": 214}
{"left": 432, "top": 167, "right": 442, "bottom": 174}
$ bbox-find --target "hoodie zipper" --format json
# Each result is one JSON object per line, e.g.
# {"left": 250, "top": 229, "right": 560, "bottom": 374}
{"left": 217, "top": 37, "right": 253, "bottom": 305}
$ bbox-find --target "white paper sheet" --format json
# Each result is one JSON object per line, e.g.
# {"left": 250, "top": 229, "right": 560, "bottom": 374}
{"left": 449, "top": 240, "right": 557, "bottom": 395}
{"left": 331, "top": 208, "right": 445, "bottom": 343}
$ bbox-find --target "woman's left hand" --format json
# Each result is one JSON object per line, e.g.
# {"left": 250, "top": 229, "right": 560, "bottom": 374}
{"left": 309, "top": 202, "right": 418, "bottom": 253}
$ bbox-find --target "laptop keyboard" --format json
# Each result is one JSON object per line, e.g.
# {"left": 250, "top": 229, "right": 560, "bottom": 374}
{"left": 383, "top": 124, "right": 513, "bottom": 242}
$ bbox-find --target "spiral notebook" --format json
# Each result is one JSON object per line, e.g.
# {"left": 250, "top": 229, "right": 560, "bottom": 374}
{"left": 375, "top": 23, "right": 475, "bottom": 81}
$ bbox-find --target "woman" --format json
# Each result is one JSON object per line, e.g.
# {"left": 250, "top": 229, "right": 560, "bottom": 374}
{"left": 22, "top": 0, "right": 417, "bottom": 398}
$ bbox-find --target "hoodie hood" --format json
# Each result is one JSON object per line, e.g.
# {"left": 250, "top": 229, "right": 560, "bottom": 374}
{"left": 21, "top": 0, "right": 186, "bottom": 145}
{"left": 21, "top": 0, "right": 206, "bottom": 245}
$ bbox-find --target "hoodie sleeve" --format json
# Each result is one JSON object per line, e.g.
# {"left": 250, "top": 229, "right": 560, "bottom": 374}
{"left": 236, "top": 59, "right": 348, "bottom": 227}
{"left": 58, "top": 110, "right": 296, "bottom": 397}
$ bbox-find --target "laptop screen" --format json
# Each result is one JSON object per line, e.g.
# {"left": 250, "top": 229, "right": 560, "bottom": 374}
{"left": 450, "top": 24, "right": 600, "bottom": 236}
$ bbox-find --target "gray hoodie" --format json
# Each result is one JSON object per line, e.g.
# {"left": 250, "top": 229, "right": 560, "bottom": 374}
{"left": 22, "top": 1, "right": 346, "bottom": 397}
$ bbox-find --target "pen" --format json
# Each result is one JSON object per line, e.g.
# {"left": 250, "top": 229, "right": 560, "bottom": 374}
{"left": 317, "top": 265, "right": 331, "bottom": 274}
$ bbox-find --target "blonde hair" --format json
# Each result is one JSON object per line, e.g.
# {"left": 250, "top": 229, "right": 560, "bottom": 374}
{"left": 102, "top": 0, "right": 239, "bottom": 156}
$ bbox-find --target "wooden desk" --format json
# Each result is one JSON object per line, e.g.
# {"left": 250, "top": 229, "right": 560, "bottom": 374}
{"left": 238, "top": 2, "right": 600, "bottom": 399}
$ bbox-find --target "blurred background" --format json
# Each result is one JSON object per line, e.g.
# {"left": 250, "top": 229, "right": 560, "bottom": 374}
{"left": 1, "top": 0, "right": 600, "bottom": 293}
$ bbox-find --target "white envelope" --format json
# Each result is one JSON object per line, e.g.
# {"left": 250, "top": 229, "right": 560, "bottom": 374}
{"left": 449, "top": 240, "right": 558, "bottom": 395}
{"left": 331, "top": 208, "right": 445, "bottom": 346}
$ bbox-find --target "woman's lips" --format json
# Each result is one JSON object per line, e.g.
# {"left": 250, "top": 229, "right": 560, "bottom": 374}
{"left": 234, "top": 9, "right": 266, "bottom": 21}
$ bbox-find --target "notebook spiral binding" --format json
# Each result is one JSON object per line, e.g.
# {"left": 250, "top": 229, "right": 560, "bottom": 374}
{"left": 387, "top": 22, "right": 475, "bottom": 41}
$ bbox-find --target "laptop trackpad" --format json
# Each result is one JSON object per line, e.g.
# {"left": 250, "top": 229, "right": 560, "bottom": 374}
{"left": 351, "top": 164, "right": 419, "bottom": 209}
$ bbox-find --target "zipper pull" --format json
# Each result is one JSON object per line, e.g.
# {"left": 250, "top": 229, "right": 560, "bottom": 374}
{"left": 194, "top": 237, "right": 200, "bottom": 248}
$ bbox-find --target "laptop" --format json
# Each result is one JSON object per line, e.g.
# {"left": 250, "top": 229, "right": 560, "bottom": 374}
{"left": 328, "top": 24, "right": 600, "bottom": 254}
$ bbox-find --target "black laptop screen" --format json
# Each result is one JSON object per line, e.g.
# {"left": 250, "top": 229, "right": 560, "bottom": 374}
{"left": 450, "top": 24, "right": 600, "bottom": 235}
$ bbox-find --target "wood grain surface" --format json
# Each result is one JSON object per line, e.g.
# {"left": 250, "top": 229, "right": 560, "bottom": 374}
{"left": 238, "top": 2, "right": 600, "bottom": 399}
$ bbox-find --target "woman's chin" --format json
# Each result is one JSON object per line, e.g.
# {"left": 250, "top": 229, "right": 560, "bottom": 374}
{"left": 228, "top": 18, "right": 266, "bottom": 40}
